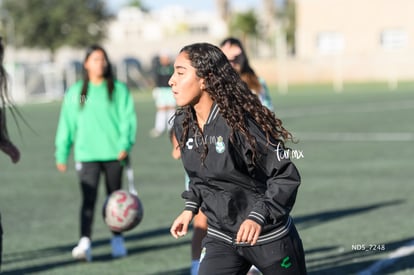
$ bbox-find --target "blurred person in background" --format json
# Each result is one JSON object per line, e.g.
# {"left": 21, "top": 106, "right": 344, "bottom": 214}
{"left": 0, "top": 36, "right": 21, "bottom": 271}
{"left": 220, "top": 37, "right": 274, "bottom": 112}
{"left": 150, "top": 51, "right": 175, "bottom": 138}
{"left": 55, "top": 44, "right": 137, "bottom": 262}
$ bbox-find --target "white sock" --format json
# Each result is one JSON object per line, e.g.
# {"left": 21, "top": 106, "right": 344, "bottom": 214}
{"left": 154, "top": 110, "right": 167, "bottom": 133}
{"left": 79, "top": 236, "right": 91, "bottom": 248}
{"left": 191, "top": 259, "right": 200, "bottom": 275}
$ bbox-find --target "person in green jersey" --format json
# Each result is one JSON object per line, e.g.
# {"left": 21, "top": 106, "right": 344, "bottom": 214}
{"left": 55, "top": 45, "right": 137, "bottom": 262}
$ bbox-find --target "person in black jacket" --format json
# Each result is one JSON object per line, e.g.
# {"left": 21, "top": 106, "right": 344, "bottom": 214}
{"left": 169, "top": 42, "right": 307, "bottom": 275}
{"left": 0, "top": 36, "right": 21, "bottom": 272}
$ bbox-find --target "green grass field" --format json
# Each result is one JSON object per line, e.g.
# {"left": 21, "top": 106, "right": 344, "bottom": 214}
{"left": 1, "top": 82, "right": 413, "bottom": 274}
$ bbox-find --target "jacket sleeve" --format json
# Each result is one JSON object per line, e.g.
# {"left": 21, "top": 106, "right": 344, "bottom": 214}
{"left": 181, "top": 177, "right": 203, "bottom": 214}
{"left": 234, "top": 119, "right": 301, "bottom": 226}
{"left": 173, "top": 113, "right": 202, "bottom": 214}
{"left": 116, "top": 82, "right": 137, "bottom": 153}
{"left": 55, "top": 88, "right": 78, "bottom": 164}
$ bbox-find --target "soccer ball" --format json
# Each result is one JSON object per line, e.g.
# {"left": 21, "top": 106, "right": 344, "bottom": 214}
{"left": 103, "top": 190, "right": 143, "bottom": 232}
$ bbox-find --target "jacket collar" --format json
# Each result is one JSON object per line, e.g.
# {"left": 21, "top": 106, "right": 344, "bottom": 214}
{"left": 205, "top": 102, "right": 220, "bottom": 125}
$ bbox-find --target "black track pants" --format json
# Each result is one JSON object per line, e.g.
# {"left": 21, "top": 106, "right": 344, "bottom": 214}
{"left": 199, "top": 224, "right": 307, "bottom": 275}
{"left": 77, "top": 160, "right": 124, "bottom": 238}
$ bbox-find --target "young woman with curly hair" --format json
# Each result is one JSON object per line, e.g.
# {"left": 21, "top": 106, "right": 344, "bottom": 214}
{"left": 169, "top": 43, "right": 307, "bottom": 275}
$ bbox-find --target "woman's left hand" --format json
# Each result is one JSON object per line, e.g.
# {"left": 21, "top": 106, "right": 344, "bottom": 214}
{"left": 118, "top": 150, "right": 128, "bottom": 160}
{"left": 170, "top": 210, "right": 194, "bottom": 239}
{"left": 236, "top": 219, "right": 262, "bottom": 245}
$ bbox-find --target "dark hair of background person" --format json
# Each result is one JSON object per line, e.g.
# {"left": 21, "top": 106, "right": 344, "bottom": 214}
{"left": 219, "top": 37, "right": 262, "bottom": 93}
{"left": 80, "top": 44, "right": 115, "bottom": 106}
{"left": 0, "top": 36, "right": 20, "bottom": 163}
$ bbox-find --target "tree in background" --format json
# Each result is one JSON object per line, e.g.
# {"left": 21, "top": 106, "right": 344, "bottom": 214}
{"left": 219, "top": 0, "right": 296, "bottom": 58}
{"left": 229, "top": 9, "right": 258, "bottom": 48}
{"left": 1, "top": 0, "right": 110, "bottom": 60}
{"left": 128, "top": 0, "right": 149, "bottom": 12}
{"left": 278, "top": 0, "right": 296, "bottom": 55}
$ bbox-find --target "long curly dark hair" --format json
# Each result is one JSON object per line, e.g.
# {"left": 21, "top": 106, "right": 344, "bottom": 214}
{"left": 177, "top": 43, "right": 294, "bottom": 164}
{"left": 80, "top": 45, "right": 115, "bottom": 106}
{"left": 0, "top": 36, "right": 11, "bottom": 142}
{"left": 0, "top": 37, "right": 21, "bottom": 163}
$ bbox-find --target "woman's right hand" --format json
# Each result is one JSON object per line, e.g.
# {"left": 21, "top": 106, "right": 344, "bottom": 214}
{"left": 171, "top": 147, "right": 181, "bottom": 159}
{"left": 56, "top": 163, "right": 67, "bottom": 173}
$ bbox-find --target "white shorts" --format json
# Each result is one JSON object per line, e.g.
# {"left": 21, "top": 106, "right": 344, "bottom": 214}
{"left": 153, "top": 87, "right": 176, "bottom": 108}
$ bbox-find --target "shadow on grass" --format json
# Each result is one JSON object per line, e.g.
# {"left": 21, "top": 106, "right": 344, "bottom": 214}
{"left": 295, "top": 200, "right": 412, "bottom": 274}
{"left": 294, "top": 199, "right": 404, "bottom": 230}
{"left": 149, "top": 267, "right": 190, "bottom": 275}
{"left": 2, "top": 200, "right": 410, "bottom": 274}
{"left": 1, "top": 226, "right": 188, "bottom": 274}
{"left": 1, "top": 258, "right": 79, "bottom": 275}
{"left": 306, "top": 237, "right": 414, "bottom": 275}
{"left": 91, "top": 240, "right": 191, "bottom": 262}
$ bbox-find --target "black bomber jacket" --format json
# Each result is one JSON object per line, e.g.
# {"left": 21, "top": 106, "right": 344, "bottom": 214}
{"left": 173, "top": 102, "right": 301, "bottom": 245}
